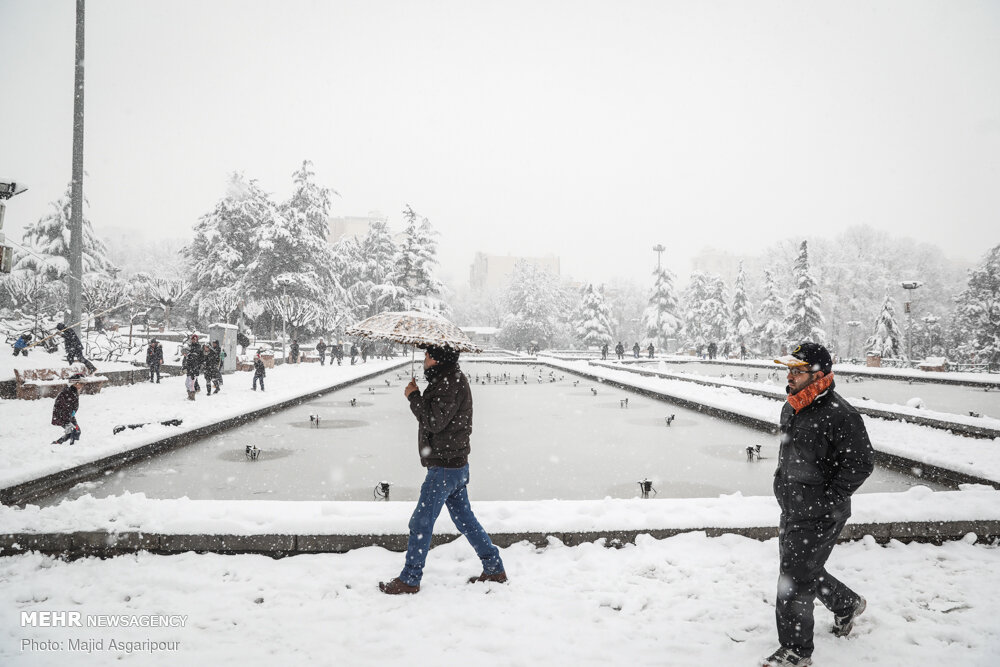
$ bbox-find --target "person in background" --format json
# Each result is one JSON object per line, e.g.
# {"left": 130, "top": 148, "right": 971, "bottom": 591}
{"left": 146, "top": 339, "right": 163, "bottom": 383}
{"left": 316, "top": 339, "right": 327, "bottom": 366}
{"left": 183, "top": 334, "right": 204, "bottom": 397}
{"left": 379, "top": 345, "right": 506, "bottom": 595}
{"left": 55, "top": 323, "right": 97, "bottom": 373}
{"left": 13, "top": 332, "right": 32, "bottom": 357}
{"left": 252, "top": 353, "right": 266, "bottom": 392}
{"left": 601, "top": 342, "right": 609, "bottom": 360}
{"left": 632, "top": 342, "right": 641, "bottom": 358}
{"left": 204, "top": 342, "right": 222, "bottom": 395}
{"left": 289, "top": 338, "right": 300, "bottom": 364}
{"left": 51, "top": 374, "right": 86, "bottom": 445}
{"left": 647, "top": 342, "right": 655, "bottom": 359}
{"left": 763, "top": 342, "right": 874, "bottom": 667}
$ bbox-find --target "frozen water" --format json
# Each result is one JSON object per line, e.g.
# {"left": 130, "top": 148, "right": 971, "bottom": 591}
{"left": 37, "top": 363, "right": 944, "bottom": 505}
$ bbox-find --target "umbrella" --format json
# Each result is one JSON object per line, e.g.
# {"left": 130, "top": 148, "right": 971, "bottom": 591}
{"left": 345, "top": 310, "right": 481, "bottom": 375}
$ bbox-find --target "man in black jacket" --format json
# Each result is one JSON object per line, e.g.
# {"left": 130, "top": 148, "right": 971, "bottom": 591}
{"left": 762, "top": 342, "right": 874, "bottom": 667}
{"left": 55, "top": 323, "right": 96, "bottom": 373}
{"left": 51, "top": 374, "right": 86, "bottom": 445}
{"left": 146, "top": 339, "right": 163, "bottom": 383}
{"left": 379, "top": 345, "right": 506, "bottom": 595}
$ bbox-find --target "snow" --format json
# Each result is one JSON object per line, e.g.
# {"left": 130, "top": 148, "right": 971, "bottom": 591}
{"left": 3, "top": 354, "right": 1000, "bottom": 665}
{"left": 2, "top": 529, "right": 999, "bottom": 665}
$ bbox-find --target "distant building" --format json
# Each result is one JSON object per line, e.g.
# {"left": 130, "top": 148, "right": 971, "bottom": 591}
{"left": 328, "top": 212, "right": 388, "bottom": 242}
{"left": 461, "top": 326, "right": 499, "bottom": 347}
{"left": 469, "top": 252, "right": 560, "bottom": 291}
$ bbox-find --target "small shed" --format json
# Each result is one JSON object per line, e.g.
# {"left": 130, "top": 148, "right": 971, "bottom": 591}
{"left": 917, "top": 356, "right": 948, "bottom": 372}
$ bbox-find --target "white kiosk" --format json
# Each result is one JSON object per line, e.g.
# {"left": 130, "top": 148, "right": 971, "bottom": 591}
{"left": 208, "top": 323, "right": 239, "bottom": 374}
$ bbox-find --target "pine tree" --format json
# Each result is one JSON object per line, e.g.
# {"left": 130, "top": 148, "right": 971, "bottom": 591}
{"left": 729, "top": 262, "right": 754, "bottom": 352}
{"left": 642, "top": 265, "right": 681, "bottom": 351}
{"left": 183, "top": 172, "right": 271, "bottom": 317}
{"left": 785, "top": 240, "right": 826, "bottom": 344}
{"left": 14, "top": 182, "right": 114, "bottom": 282}
{"left": 754, "top": 269, "right": 786, "bottom": 356}
{"left": 248, "top": 161, "right": 340, "bottom": 306}
{"left": 497, "top": 261, "right": 568, "bottom": 350}
{"left": 575, "top": 283, "right": 614, "bottom": 349}
{"left": 865, "top": 294, "right": 905, "bottom": 359}
{"left": 338, "top": 219, "right": 403, "bottom": 320}
{"left": 680, "top": 272, "right": 711, "bottom": 353}
{"left": 951, "top": 243, "right": 1000, "bottom": 368}
{"left": 700, "top": 274, "right": 730, "bottom": 353}
{"left": 389, "top": 205, "right": 445, "bottom": 312}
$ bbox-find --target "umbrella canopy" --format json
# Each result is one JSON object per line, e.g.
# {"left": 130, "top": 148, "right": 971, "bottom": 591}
{"left": 345, "top": 310, "right": 482, "bottom": 353}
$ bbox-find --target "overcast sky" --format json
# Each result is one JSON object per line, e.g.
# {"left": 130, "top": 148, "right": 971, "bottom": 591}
{"left": 2, "top": 0, "right": 998, "bottom": 287}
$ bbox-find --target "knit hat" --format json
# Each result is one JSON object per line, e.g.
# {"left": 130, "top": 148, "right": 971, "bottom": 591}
{"left": 774, "top": 342, "right": 832, "bottom": 374}
{"left": 426, "top": 345, "right": 460, "bottom": 365}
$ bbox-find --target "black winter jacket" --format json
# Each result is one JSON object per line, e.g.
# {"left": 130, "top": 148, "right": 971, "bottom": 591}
{"left": 184, "top": 344, "right": 204, "bottom": 375}
{"left": 408, "top": 362, "right": 472, "bottom": 468}
{"left": 52, "top": 385, "right": 79, "bottom": 426}
{"left": 60, "top": 328, "right": 83, "bottom": 353}
{"left": 773, "top": 383, "right": 875, "bottom": 521}
{"left": 146, "top": 344, "right": 163, "bottom": 365}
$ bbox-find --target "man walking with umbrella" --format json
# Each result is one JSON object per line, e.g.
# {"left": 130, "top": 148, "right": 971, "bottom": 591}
{"left": 379, "top": 344, "right": 507, "bottom": 594}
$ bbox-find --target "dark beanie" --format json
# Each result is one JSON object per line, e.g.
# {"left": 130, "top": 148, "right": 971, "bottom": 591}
{"left": 427, "top": 345, "right": 460, "bottom": 365}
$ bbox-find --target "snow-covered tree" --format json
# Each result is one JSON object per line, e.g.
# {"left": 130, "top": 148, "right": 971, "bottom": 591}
{"left": 183, "top": 172, "right": 270, "bottom": 315}
{"left": 247, "top": 160, "right": 340, "bottom": 306}
{"left": 680, "top": 272, "right": 712, "bottom": 353}
{"left": 575, "top": 283, "right": 614, "bottom": 349}
{"left": 14, "top": 183, "right": 114, "bottom": 282}
{"left": 642, "top": 265, "right": 681, "bottom": 351}
{"left": 335, "top": 219, "right": 403, "bottom": 322}
{"left": 729, "top": 262, "right": 754, "bottom": 351}
{"left": 700, "top": 274, "right": 730, "bottom": 352}
{"left": 951, "top": 243, "right": 1000, "bottom": 368}
{"left": 866, "top": 294, "right": 905, "bottom": 359}
{"left": 81, "top": 276, "right": 130, "bottom": 330}
{"left": 146, "top": 278, "right": 189, "bottom": 332}
{"left": 754, "top": 269, "right": 786, "bottom": 356}
{"left": 785, "top": 240, "right": 825, "bottom": 344}
{"left": 266, "top": 295, "right": 320, "bottom": 340}
{"left": 497, "top": 261, "right": 569, "bottom": 350}
{"left": 389, "top": 205, "right": 445, "bottom": 312}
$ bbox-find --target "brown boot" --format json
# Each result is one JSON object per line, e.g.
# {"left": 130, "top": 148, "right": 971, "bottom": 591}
{"left": 379, "top": 578, "right": 420, "bottom": 595}
{"left": 467, "top": 571, "right": 508, "bottom": 584}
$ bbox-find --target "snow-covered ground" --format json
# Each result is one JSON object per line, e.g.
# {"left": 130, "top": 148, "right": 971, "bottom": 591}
{"left": 2, "top": 531, "right": 998, "bottom": 665}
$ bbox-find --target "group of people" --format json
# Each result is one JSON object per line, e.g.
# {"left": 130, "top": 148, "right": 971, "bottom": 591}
{"left": 181, "top": 334, "right": 226, "bottom": 400}
{"left": 601, "top": 341, "right": 655, "bottom": 360}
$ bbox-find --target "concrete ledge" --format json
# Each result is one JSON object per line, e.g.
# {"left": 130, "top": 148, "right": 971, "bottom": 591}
{"left": 4, "top": 521, "right": 997, "bottom": 559}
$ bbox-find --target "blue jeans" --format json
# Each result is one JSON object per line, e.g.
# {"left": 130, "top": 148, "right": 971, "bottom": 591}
{"left": 399, "top": 465, "right": 504, "bottom": 586}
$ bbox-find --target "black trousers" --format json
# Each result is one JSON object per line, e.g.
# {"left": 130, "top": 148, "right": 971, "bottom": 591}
{"left": 67, "top": 349, "right": 97, "bottom": 373}
{"left": 149, "top": 363, "right": 161, "bottom": 382}
{"left": 253, "top": 374, "right": 264, "bottom": 390}
{"left": 776, "top": 515, "right": 862, "bottom": 657}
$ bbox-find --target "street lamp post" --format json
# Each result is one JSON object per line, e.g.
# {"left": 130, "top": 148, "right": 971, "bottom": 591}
{"left": 653, "top": 244, "right": 665, "bottom": 271}
{"left": 900, "top": 281, "right": 923, "bottom": 361}
{"left": 921, "top": 314, "right": 940, "bottom": 357}
{"left": 846, "top": 320, "right": 861, "bottom": 360}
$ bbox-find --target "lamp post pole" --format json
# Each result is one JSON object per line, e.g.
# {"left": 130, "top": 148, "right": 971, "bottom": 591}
{"left": 900, "top": 281, "right": 923, "bottom": 362}
{"left": 846, "top": 320, "right": 861, "bottom": 360}
{"left": 69, "top": 0, "right": 86, "bottom": 335}
{"left": 652, "top": 244, "right": 665, "bottom": 271}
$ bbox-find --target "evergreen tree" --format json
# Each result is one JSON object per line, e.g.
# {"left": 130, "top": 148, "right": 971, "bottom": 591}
{"left": 680, "top": 272, "right": 711, "bottom": 353}
{"left": 951, "top": 243, "right": 1000, "bottom": 368}
{"left": 642, "top": 265, "right": 681, "bottom": 350}
{"left": 497, "top": 261, "right": 568, "bottom": 350}
{"left": 248, "top": 161, "right": 340, "bottom": 306}
{"left": 389, "top": 205, "right": 445, "bottom": 312}
{"left": 754, "top": 269, "right": 786, "bottom": 356}
{"left": 729, "top": 262, "right": 754, "bottom": 351}
{"left": 183, "top": 172, "right": 270, "bottom": 317}
{"left": 340, "top": 219, "right": 404, "bottom": 320}
{"left": 785, "top": 240, "right": 826, "bottom": 344}
{"left": 700, "top": 274, "right": 730, "bottom": 352}
{"left": 865, "top": 294, "right": 905, "bottom": 358}
{"left": 575, "top": 283, "right": 614, "bottom": 349}
{"left": 14, "top": 182, "right": 114, "bottom": 282}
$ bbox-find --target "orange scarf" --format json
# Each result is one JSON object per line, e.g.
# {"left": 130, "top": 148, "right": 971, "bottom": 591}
{"left": 787, "top": 372, "right": 834, "bottom": 413}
